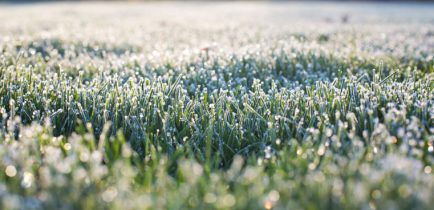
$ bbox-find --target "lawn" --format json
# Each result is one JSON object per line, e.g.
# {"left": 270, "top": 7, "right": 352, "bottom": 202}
{"left": 0, "top": 2, "right": 433, "bottom": 210}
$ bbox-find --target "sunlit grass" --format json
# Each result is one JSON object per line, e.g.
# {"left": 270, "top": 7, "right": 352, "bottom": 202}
{"left": 0, "top": 2, "right": 433, "bottom": 210}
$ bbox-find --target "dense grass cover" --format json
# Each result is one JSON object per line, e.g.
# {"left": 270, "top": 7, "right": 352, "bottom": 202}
{"left": 0, "top": 3, "right": 433, "bottom": 210}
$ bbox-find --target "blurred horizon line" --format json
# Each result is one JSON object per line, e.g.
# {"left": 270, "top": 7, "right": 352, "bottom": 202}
{"left": 1, "top": 0, "right": 434, "bottom": 2}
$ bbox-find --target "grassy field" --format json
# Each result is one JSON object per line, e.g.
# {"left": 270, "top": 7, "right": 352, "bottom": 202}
{"left": 0, "top": 2, "right": 433, "bottom": 210}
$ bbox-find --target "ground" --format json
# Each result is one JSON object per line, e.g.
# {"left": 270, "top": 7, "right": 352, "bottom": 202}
{"left": 0, "top": 2, "right": 433, "bottom": 210}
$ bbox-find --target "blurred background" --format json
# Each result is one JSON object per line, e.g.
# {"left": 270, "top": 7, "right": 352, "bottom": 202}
{"left": 1, "top": 0, "right": 434, "bottom": 2}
